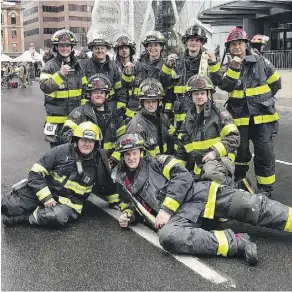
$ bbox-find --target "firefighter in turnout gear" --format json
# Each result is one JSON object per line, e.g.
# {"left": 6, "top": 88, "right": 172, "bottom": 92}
{"left": 172, "top": 25, "right": 220, "bottom": 129}
{"left": 80, "top": 34, "right": 127, "bottom": 112}
{"left": 113, "top": 33, "right": 137, "bottom": 120}
{"left": 210, "top": 27, "right": 281, "bottom": 197}
{"left": 122, "top": 31, "right": 176, "bottom": 114}
{"left": 40, "top": 29, "right": 87, "bottom": 148}
{"left": 250, "top": 34, "right": 270, "bottom": 55}
{"left": 113, "top": 134, "right": 292, "bottom": 265}
{"left": 176, "top": 75, "right": 240, "bottom": 186}
{"left": 61, "top": 74, "right": 126, "bottom": 207}
{"left": 1, "top": 122, "right": 106, "bottom": 227}
{"left": 126, "top": 78, "right": 176, "bottom": 156}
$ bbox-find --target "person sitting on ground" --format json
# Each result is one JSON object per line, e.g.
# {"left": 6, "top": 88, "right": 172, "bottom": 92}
{"left": 112, "top": 133, "right": 292, "bottom": 266}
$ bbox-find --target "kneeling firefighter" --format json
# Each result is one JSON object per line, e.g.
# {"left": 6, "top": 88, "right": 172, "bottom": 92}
{"left": 113, "top": 134, "right": 292, "bottom": 265}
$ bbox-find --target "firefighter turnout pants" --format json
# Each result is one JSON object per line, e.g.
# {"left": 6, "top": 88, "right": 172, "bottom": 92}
{"left": 159, "top": 186, "right": 292, "bottom": 258}
{"left": 235, "top": 121, "right": 278, "bottom": 192}
{"left": 1, "top": 185, "right": 78, "bottom": 227}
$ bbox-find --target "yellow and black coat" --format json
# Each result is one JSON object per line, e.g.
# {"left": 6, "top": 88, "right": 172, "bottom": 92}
{"left": 176, "top": 101, "right": 240, "bottom": 176}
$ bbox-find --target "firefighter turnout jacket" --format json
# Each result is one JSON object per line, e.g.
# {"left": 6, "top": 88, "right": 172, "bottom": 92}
{"left": 176, "top": 100, "right": 240, "bottom": 177}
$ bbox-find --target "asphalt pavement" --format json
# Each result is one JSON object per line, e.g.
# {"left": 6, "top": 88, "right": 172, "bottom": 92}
{"left": 1, "top": 85, "right": 292, "bottom": 291}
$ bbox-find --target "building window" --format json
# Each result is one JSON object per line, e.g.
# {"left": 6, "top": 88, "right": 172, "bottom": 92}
{"left": 69, "top": 4, "right": 88, "bottom": 12}
{"left": 12, "top": 30, "right": 17, "bottom": 38}
{"left": 23, "top": 17, "right": 38, "bottom": 26}
{"left": 69, "top": 16, "right": 91, "bottom": 22}
{"left": 1, "top": 30, "right": 3, "bottom": 38}
{"left": 43, "top": 27, "right": 63, "bottom": 35}
{"left": 23, "top": 6, "right": 38, "bottom": 17}
{"left": 1, "top": 43, "right": 3, "bottom": 52}
{"left": 12, "top": 43, "right": 17, "bottom": 52}
{"left": 69, "top": 27, "right": 87, "bottom": 34}
{"left": 1, "top": 14, "right": 4, "bottom": 24}
{"left": 11, "top": 13, "right": 16, "bottom": 25}
{"left": 42, "top": 5, "right": 64, "bottom": 13}
{"left": 24, "top": 28, "right": 39, "bottom": 37}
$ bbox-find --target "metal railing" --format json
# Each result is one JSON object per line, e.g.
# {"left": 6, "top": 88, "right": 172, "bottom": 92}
{"left": 263, "top": 50, "right": 292, "bottom": 69}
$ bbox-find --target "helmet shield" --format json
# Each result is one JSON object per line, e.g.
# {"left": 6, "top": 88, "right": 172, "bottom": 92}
{"left": 186, "top": 75, "right": 215, "bottom": 93}
{"left": 73, "top": 121, "right": 103, "bottom": 141}
{"left": 116, "top": 133, "right": 145, "bottom": 152}
{"left": 139, "top": 78, "right": 164, "bottom": 100}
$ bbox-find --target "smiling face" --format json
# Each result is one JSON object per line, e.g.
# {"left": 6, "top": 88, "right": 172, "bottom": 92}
{"left": 124, "top": 148, "right": 141, "bottom": 170}
{"left": 186, "top": 37, "right": 203, "bottom": 54}
{"left": 57, "top": 44, "right": 72, "bottom": 57}
{"left": 146, "top": 43, "right": 163, "bottom": 59}
{"left": 90, "top": 90, "right": 107, "bottom": 107}
{"left": 92, "top": 45, "right": 108, "bottom": 61}
{"left": 77, "top": 138, "right": 95, "bottom": 155}
{"left": 229, "top": 40, "right": 247, "bottom": 58}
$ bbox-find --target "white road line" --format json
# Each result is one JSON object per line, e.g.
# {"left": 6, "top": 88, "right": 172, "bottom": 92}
{"left": 251, "top": 154, "right": 292, "bottom": 166}
{"left": 88, "top": 194, "right": 235, "bottom": 287}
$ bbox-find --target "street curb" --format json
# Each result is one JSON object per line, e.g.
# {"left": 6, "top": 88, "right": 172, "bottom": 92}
{"left": 214, "top": 100, "right": 292, "bottom": 114}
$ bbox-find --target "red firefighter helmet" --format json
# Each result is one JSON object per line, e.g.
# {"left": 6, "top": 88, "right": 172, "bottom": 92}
{"left": 225, "top": 27, "right": 249, "bottom": 47}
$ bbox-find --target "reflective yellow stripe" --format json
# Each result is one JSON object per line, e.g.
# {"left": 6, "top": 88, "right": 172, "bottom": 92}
{"left": 267, "top": 71, "right": 280, "bottom": 84}
{"left": 109, "top": 89, "right": 115, "bottom": 96}
{"left": 32, "top": 206, "right": 40, "bottom": 222}
{"left": 234, "top": 117, "right": 250, "bottom": 126}
{"left": 46, "top": 116, "right": 67, "bottom": 124}
{"left": 194, "top": 163, "right": 201, "bottom": 175}
{"left": 40, "top": 73, "right": 52, "bottom": 81}
{"left": 64, "top": 180, "right": 92, "bottom": 195}
{"left": 284, "top": 207, "right": 292, "bottom": 232}
{"left": 228, "top": 153, "right": 235, "bottom": 162}
{"left": 36, "top": 186, "right": 51, "bottom": 201}
{"left": 213, "top": 142, "right": 227, "bottom": 157}
{"left": 162, "top": 196, "right": 180, "bottom": 212}
{"left": 203, "top": 181, "right": 219, "bottom": 219}
{"left": 176, "top": 159, "right": 187, "bottom": 167}
{"left": 111, "top": 151, "right": 121, "bottom": 161}
{"left": 52, "top": 72, "right": 64, "bottom": 86}
{"left": 163, "top": 158, "right": 179, "bottom": 180}
{"left": 215, "top": 231, "right": 229, "bottom": 257}
{"left": 220, "top": 123, "right": 238, "bottom": 137}
{"left": 226, "top": 68, "right": 240, "bottom": 79}
{"left": 81, "top": 98, "right": 87, "bottom": 105}
{"left": 124, "top": 209, "right": 133, "bottom": 217}
{"left": 64, "top": 119, "right": 78, "bottom": 130}
{"left": 163, "top": 143, "right": 167, "bottom": 153}
{"left": 120, "top": 202, "right": 130, "bottom": 211}
{"left": 185, "top": 137, "right": 221, "bottom": 153}
{"left": 148, "top": 146, "right": 160, "bottom": 156}
{"left": 50, "top": 171, "right": 66, "bottom": 183}
{"left": 256, "top": 174, "right": 275, "bottom": 185}
{"left": 117, "top": 101, "right": 126, "bottom": 109}
{"left": 246, "top": 84, "right": 270, "bottom": 97}
{"left": 125, "top": 108, "right": 136, "bottom": 118}
{"left": 133, "top": 87, "right": 141, "bottom": 95}
{"left": 208, "top": 62, "right": 221, "bottom": 73}
{"left": 228, "top": 90, "right": 244, "bottom": 98}
{"left": 175, "top": 113, "right": 186, "bottom": 122}
{"left": 117, "top": 125, "right": 127, "bottom": 136}
{"left": 31, "top": 163, "right": 49, "bottom": 176}
{"left": 168, "top": 125, "right": 176, "bottom": 135}
{"left": 165, "top": 102, "right": 173, "bottom": 110}
{"left": 161, "top": 64, "right": 176, "bottom": 78}
{"left": 242, "top": 178, "right": 255, "bottom": 194}
{"left": 58, "top": 196, "right": 83, "bottom": 214}
{"left": 122, "top": 73, "right": 135, "bottom": 83}
{"left": 48, "top": 89, "right": 82, "bottom": 98}
{"left": 178, "top": 133, "right": 183, "bottom": 140}
{"left": 174, "top": 86, "right": 186, "bottom": 94}
{"left": 82, "top": 76, "right": 87, "bottom": 85}
{"left": 253, "top": 113, "right": 279, "bottom": 124}
{"left": 114, "top": 81, "right": 122, "bottom": 89}
{"left": 106, "top": 193, "right": 119, "bottom": 204}
{"left": 104, "top": 142, "right": 115, "bottom": 150}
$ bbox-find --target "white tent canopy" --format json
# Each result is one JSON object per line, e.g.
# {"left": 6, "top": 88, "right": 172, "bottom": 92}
{"left": 11, "top": 50, "right": 43, "bottom": 63}
{"left": 1, "top": 53, "right": 13, "bottom": 62}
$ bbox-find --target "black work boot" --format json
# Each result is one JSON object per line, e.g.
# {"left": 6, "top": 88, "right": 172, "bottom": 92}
{"left": 2, "top": 214, "right": 30, "bottom": 226}
{"left": 257, "top": 186, "right": 272, "bottom": 198}
{"left": 236, "top": 233, "right": 258, "bottom": 265}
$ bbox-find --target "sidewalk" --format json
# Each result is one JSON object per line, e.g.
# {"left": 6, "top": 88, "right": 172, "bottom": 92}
{"left": 214, "top": 88, "right": 292, "bottom": 114}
